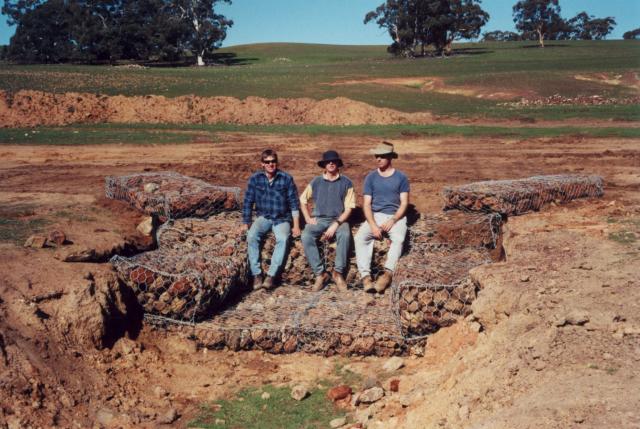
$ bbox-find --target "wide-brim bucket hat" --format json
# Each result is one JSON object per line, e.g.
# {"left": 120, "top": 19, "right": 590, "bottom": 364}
{"left": 318, "top": 150, "right": 344, "bottom": 167}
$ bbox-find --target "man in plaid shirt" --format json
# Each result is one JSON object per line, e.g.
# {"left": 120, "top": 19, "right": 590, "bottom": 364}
{"left": 240, "top": 149, "right": 301, "bottom": 290}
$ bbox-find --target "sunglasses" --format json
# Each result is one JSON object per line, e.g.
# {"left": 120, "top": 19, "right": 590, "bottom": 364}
{"left": 374, "top": 154, "right": 391, "bottom": 159}
{"left": 262, "top": 159, "right": 278, "bottom": 164}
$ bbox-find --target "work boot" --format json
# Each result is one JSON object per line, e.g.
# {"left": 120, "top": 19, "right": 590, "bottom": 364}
{"left": 263, "top": 275, "right": 275, "bottom": 290}
{"left": 312, "top": 272, "right": 328, "bottom": 292}
{"left": 375, "top": 270, "right": 393, "bottom": 293}
{"left": 362, "top": 275, "right": 375, "bottom": 293}
{"left": 332, "top": 271, "right": 348, "bottom": 292}
{"left": 252, "top": 274, "right": 263, "bottom": 290}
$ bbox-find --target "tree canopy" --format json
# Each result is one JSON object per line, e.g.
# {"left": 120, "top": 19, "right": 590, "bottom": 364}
{"left": 512, "top": 0, "right": 561, "bottom": 47}
{"left": 567, "top": 12, "right": 616, "bottom": 40}
{"left": 512, "top": 0, "right": 616, "bottom": 47}
{"left": 623, "top": 28, "right": 640, "bottom": 40}
{"left": 364, "top": 0, "right": 489, "bottom": 57}
{"left": 1, "top": 0, "right": 232, "bottom": 64}
{"left": 481, "top": 30, "right": 520, "bottom": 42}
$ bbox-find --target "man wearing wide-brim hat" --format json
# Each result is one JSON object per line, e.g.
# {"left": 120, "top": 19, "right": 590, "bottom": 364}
{"left": 300, "top": 150, "right": 356, "bottom": 291}
{"left": 355, "top": 141, "right": 409, "bottom": 293}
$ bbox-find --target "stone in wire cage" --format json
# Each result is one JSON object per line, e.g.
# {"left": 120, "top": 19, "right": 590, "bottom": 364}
{"left": 170, "top": 286, "right": 410, "bottom": 357}
{"left": 109, "top": 172, "right": 609, "bottom": 355}
{"left": 111, "top": 251, "right": 249, "bottom": 323}
{"left": 391, "top": 247, "right": 493, "bottom": 339}
{"left": 111, "top": 214, "right": 249, "bottom": 322}
{"left": 442, "top": 174, "right": 604, "bottom": 216}
{"left": 105, "top": 171, "right": 241, "bottom": 221}
{"left": 157, "top": 212, "right": 394, "bottom": 288}
{"left": 137, "top": 211, "right": 501, "bottom": 355}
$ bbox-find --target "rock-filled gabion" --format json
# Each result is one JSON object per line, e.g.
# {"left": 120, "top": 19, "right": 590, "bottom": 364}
{"left": 105, "top": 171, "right": 240, "bottom": 220}
{"left": 160, "top": 286, "right": 408, "bottom": 357}
{"left": 112, "top": 252, "right": 247, "bottom": 322}
{"left": 140, "top": 211, "right": 501, "bottom": 354}
{"left": 392, "top": 247, "right": 492, "bottom": 338}
{"left": 113, "top": 212, "right": 393, "bottom": 322}
{"left": 111, "top": 172, "right": 609, "bottom": 355}
{"left": 112, "top": 215, "right": 249, "bottom": 322}
{"left": 158, "top": 213, "right": 391, "bottom": 287}
{"left": 442, "top": 174, "right": 604, "bottom": 216}
{"left": 409, "top": 211, "right": 502, "bottom": 250}
{"left": 389, "top": 212, "right": 500, "bottom": 339}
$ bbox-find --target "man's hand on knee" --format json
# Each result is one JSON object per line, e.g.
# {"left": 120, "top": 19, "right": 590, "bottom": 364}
{"left": 380, "top": 217, "right": 395, "bottom": 232}
{"left": 321, "top": 221, "right": 339, "bottom": 241}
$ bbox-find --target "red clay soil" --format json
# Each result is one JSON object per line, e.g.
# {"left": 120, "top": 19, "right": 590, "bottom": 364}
{"left": 0, "top": 90, "right": 434, "bottom": 127}
{"left": 3, "top": 90, "right": 640, "bottom": 128}
{"left": 0, "top": 134, "right": 639, "bottom": 428}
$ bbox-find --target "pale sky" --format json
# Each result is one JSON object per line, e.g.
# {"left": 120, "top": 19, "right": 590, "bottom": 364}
{"left": 1, "top": 0, "right": 638, "bottom": 46}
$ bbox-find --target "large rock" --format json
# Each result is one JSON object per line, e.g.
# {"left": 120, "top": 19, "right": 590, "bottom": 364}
{"left": 291, "top": 385, "right": 309, "bottom": 401}
{"left": 382, "top": 356, "right": 404, "bottom": 372}
{"left": 327, "top": 385, "right": 352, "bottom": 401}
{"left": 359, "top": 387, "right": 385, "bottom": 404}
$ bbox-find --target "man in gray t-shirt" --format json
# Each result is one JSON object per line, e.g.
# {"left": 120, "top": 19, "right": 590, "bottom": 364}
{"left": 355, "top": 142, "right": 410, "bottom": 293}
{"left": 300, "top": 150, "right": 356, "bottom": 292}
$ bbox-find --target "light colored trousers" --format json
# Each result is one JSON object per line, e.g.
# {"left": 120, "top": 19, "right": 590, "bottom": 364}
{"left": 355, "top": 212, "right": 407, "bottom": 278}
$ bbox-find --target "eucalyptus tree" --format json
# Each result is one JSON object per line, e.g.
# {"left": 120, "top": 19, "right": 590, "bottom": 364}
{"left": 512, "top": 0, "right": 562, "bottom": 47}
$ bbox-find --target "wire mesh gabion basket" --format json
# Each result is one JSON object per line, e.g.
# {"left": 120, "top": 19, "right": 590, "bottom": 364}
{"left": 105, "top": 171, "right": 241, "bottom": 221}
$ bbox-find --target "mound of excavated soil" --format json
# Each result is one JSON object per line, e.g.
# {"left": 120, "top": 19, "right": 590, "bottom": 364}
{"left": 0, "top": 90, "right": 434, "bottom": 127}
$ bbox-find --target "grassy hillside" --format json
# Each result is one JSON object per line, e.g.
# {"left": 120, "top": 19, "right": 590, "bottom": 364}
{"left": 0, "top": 40, "right": 638, "bottom": 120}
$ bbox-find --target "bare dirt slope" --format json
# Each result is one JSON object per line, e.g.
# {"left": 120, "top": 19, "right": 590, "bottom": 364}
{"left": 0, "top": 91, "right": 434, "bottom": 127}
{"left": 1, "top": 133, "right": 639, "bottom": 428}
{"left": 2, "top": 91, "right": 639, "bottom": 128}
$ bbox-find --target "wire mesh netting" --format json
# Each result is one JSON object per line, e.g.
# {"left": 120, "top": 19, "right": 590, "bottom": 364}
{"left": 113, "top": 212, "right": 395, "bottom": 323}
{"left": 442, "top": 174, "right": 604, "bottom": 216}
{"left": 171, "top": 287, "right": 408, "bottom": 357}
{"left": 408, "top": 211, "right": 502, "bottom": 250}
{"left": 386, "top": 212, "right": 499, "bottom": 341}
{"left": 392, "top": 248, "right": 492, "bottom": 339}
{"left": 158, "top": 212, "right": 393, "bottom": 288}
{"left": 134, "top": 211, "right": 501, "bottom": 354}
{"left": 105, "top": 171, "right": 241, "bottom": 221}
{"left": 108, "top": 172, "right": 603, "bottom": 356}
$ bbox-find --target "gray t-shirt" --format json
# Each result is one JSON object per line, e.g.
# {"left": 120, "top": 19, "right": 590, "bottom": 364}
{"left": 363, "top": 169, "right": 410, "bottom": 215}
{"left": 309, "top": 175, "right": 353, "bottom": 218}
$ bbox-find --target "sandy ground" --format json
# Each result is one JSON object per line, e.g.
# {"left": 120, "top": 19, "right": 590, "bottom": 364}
{"left": 1, "top": 133, "right": 639, "bottom": 428}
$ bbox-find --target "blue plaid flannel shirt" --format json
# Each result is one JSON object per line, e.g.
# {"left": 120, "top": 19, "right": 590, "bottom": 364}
{"left": 242, "top": 170, "right": 300, "bottom": 225}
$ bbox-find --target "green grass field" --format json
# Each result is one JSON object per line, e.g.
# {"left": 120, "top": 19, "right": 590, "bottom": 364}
{"left": 189, "top": 384, "right": 346, "bottom": 429}
{"left": 1, "top": 40, "right": 639, "bottom": 121}
{"left": 1, "top": 122, "right": 639, "bottom": 145}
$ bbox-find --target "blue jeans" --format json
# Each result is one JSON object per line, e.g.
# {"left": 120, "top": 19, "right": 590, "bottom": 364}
{"left": 301, "top": 217, "right": 351, "bottom": 275}
{"left": 247, "top": 216, "right": 291, "bottom": 277}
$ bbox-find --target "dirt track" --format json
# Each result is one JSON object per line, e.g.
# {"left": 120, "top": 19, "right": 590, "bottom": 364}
{"left": 1, "top": 133, "right": 639, "bottom": 427}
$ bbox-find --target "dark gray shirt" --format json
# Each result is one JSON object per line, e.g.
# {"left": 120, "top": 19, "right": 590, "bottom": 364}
{"left": 301, "top": 174, "right": 355, "bottom": 219}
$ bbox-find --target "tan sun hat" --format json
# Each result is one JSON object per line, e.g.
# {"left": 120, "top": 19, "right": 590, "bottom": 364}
{"left": 369, "top": 141, "right": 398, "bottom": 158}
